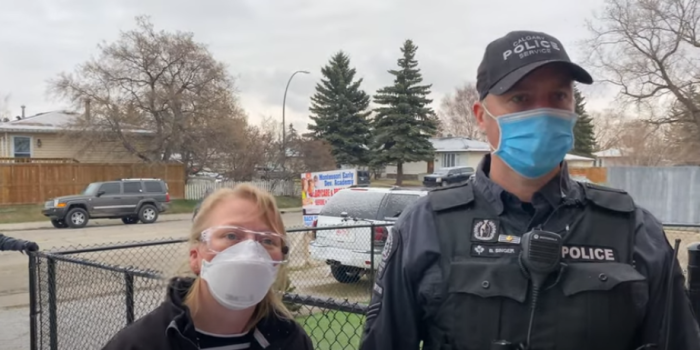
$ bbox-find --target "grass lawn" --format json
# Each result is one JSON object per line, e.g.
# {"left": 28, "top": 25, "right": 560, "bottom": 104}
{"left": 296, "top": 310, "right": 365, "bottom": 350}
{"left": 0, "top": 196, "right": 301, "bottom": 224}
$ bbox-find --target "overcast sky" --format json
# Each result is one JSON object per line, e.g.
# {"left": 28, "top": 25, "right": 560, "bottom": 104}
{"left": 0, "top": 0, "right": 614, "bottom": 131}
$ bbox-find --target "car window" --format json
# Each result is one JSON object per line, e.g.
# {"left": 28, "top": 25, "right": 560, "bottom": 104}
{"left": 99, "top": 183, "right": 121, "bottom": 195}
{"left": 435, "top": 168, "right": 450, "bottom": 175}
{"left": 82, "top": 183, "right": 101, "bottom": 195}
{"left": 319, "top": 190, "right": 386, "bottom": 220}
{"left": 123, "top": 181, "right": 142, "bottom": 194}
{"left": 380, "top": 193, "right": 421, "bottom": 218}
{"left": 144, "top": 181, "right": 163, "bottom": 193}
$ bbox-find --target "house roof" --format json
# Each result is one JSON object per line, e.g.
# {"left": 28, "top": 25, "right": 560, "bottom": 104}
{"left": 0, "top": 110, "right": 152, "bottom": 134}
{"left": 431, "top": 137, "right": 490, "bottom": 152}
{"left": 565, "top": 154, "right": 594, "bottom": 161}
{"left": 0, "top": 111, "right": 78, "bottom": 133}
{"left": 592, "top": 148, "right": 624, "bottom": 158}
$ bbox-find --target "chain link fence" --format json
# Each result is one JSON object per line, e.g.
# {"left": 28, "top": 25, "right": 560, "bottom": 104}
{"left": 25, "top": 223, "right": 696, "bottom": 349}
{"left": 28, "top": 223, "right": 389, "bottom": 350}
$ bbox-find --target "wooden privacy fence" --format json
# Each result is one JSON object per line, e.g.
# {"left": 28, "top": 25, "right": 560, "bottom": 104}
{"left": 0, "top": 163, "right": 185, "bottom": 205}
{"left": 569, "top": 167, "right": 608, "bottom": 184}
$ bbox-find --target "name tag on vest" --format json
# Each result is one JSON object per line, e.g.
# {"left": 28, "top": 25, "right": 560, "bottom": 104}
{"left": 471, "top": 243, "right": 521, "bottom": 258}
{"left": 562, "top": 245, "right": 618, "bottom": 262}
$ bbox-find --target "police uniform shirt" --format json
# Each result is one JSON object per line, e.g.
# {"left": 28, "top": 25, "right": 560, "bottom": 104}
{"left": 359, "top": 154, "right": 700, "bottom": 350}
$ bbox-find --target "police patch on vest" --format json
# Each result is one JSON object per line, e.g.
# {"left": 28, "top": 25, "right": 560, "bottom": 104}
{"left": 471, "top": 243, "right": 520, "bottom": 258}
{"left": 376, "top": 228, "right": 398, "bottom": 280}
{"left": 562, "top": 245, "right": 618, "bottom": 262}
{"left": 381, "top": 227, "right": 394, "bottom": 261}
{"left": 471, "top": 219, "right": 499, "bottom": 242}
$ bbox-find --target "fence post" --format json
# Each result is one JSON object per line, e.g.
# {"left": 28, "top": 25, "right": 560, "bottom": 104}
{"left": 370, "top": 223, "right": 375, "bottom": 280}
{"left": 124, "top": 272, "right": 135, "bottom": 324}
{"left": 47, "top": 257, "right": 58, "bottom": 350}
{"left": 28, "top": 253, "right": 39, "bottom": 350}
{"left": 688, "top": 242, "right": 700, "bottom": 324}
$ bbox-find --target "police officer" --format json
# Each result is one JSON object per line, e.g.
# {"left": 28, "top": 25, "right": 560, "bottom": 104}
{"left": 360, "top": 30, "right": 700, "bottom": 350}
{"left": 0, "top": 233, "right": 39, "bottom": 253}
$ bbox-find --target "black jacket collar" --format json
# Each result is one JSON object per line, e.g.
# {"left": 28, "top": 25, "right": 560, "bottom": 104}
{"left": 162, "top": 277, "right": 300, "bottom": 349}
{"left": 473, "top": 154, "right": 583, "bottom": 215}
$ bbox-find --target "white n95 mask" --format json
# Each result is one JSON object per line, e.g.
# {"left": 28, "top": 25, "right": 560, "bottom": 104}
{"left": 200, "top": 239, "right": 280, "bottom": 310}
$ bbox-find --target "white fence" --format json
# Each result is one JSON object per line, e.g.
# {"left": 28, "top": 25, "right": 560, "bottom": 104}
{"left": 185, "top": 180, "right": 300, "bottom": 200}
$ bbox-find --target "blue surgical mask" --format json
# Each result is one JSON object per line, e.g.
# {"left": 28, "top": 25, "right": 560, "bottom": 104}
{"left": 484, "top": 107, "right": 578, "bottom": 179}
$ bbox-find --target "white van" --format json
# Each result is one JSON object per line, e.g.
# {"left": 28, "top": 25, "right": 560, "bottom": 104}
{"left": 308, "top": 186, "right": 428, "bottom": 283}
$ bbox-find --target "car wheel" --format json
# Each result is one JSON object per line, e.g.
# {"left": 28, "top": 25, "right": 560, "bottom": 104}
{"left": 121, "top": 217, "right": 139, "bottom": 225}
{"left": 138, "top": 204, "right": 158, "bottom": 224}
{"left": 51, "top": 219, "right": 68, "bottom": 229}
{"left": 66, "top": 208, "right": 89, "bottom": 229}
{"left": 330, "top": 265, "right": 362, "bottom": 284}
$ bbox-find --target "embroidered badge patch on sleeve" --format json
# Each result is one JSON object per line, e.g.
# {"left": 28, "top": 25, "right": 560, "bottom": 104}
{"left": 376, "top": 227, "right": 398, "bottom": 280}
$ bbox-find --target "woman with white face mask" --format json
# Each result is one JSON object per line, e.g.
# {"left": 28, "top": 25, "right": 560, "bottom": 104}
{"left": 103, "top": 184, "right": 314, "bottom": 350}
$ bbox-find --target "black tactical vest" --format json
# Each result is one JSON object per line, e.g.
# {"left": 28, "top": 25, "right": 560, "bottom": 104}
{"left": 425, "top": 181, "right": 649, "bottom": 350}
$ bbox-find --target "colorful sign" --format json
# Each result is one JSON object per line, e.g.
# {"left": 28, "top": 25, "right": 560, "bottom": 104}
{"left": 301, "top": 169, "right": 357, "bottom": 227}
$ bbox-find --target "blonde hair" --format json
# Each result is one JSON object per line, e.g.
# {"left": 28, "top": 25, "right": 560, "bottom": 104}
{"left": 183, "top": 184, "right": 292, "bottom": 331}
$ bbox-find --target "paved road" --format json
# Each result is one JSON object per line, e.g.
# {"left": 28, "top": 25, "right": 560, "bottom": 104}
{"left": 0, "top": 211, "right": 305, "bottom": 303}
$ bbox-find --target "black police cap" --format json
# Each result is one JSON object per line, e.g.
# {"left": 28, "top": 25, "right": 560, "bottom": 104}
{"left": 476, "top": 30, "right": 593, "bottom": 100}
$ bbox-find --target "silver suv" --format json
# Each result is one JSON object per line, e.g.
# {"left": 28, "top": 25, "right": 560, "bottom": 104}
{"left": 42, "top": 178, "right": 170, "bottom": 229}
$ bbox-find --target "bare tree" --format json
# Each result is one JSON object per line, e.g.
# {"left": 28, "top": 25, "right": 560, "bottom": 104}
{"left": 617, "top": 120, "right": 676, "bottom": 165}
{"left": 590, "top": 109, "right": 628, "bottom": 150}
{"left": 286, "top": 125, "right": 337, "bottom": 173}
{"left": 437, "top": 82, "right": 485, "bottom": 140}
{"left": 49, "top": 16, "right": 246, "bottom": 175}
{"left": 210, "top": 116, "right": 279, "bottom": 181}
{"left": 591, "top": 110, "right": 677, "bottom": 165}
{"left": 584, "top": 0, "right": 700, "bottom": 152}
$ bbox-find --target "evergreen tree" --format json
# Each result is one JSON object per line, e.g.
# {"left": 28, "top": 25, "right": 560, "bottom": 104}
{"left": 573, "top": 87, "right": 597, "bottom": 156}
{"left": 308, "top": 51, "right": 372, "bottom": 167}
{"left": 371, "top": 39, "right": 438, "bottom": 185}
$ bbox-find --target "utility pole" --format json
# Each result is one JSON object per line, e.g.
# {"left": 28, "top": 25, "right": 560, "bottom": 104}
{"left": 282, "top": 70, "right": 309, "bottom": 173}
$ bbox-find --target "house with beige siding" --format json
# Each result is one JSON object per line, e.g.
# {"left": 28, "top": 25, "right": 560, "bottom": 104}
{"left": 0, "top": 111, "right": 143, "bottom": 163}
{"left": 384, "top": 137, "right": 490, "bottom": 179}
{"left": 384, "top": 136, "right": 596, "bottom": 179}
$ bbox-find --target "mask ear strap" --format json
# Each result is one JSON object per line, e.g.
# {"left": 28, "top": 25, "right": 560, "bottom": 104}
{"left": 481, "top": 105, "right": 502, "bottom": 152}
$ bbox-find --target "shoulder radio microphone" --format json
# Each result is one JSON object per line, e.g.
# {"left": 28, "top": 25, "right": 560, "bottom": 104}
{"left": 520, "top": 229, "right": 564, "bottom": 350}
{"left": 492, "top": 229, "right": 565, "bottom": 350}
{"left": 520, "top": 229, "right": 564, "bottom": 278}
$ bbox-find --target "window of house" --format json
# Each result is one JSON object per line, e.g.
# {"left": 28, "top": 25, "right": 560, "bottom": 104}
{"left": 12, "top": 136, "right": 31, "bottom": 158}
{"left": 123, "top": 182, "right": 142, "bottom": 194}
{"left": 442, "top": 153, "right": 456, "bottom": 167}
{"left": 98, "top": 183, "right": 121, "bottom": 195}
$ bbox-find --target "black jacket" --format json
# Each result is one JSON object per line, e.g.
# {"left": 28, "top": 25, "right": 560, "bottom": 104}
{"left": 360, "top": 155, "right": 700, "bottom": 350}
{"left": 102, "top": 277, "right": 314, "bottom": 350}
{"left": 0, "top": 233, "right": 39, "bottom": 252}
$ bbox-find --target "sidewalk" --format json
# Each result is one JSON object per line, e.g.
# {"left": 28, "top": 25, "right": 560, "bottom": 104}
{"left": 0, "top": 207, "right": 302, "bottom": 232}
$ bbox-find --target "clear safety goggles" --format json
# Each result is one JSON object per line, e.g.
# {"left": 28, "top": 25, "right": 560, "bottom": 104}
{"left": 200, "top": 226, "right": 287, "bottom": 254}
